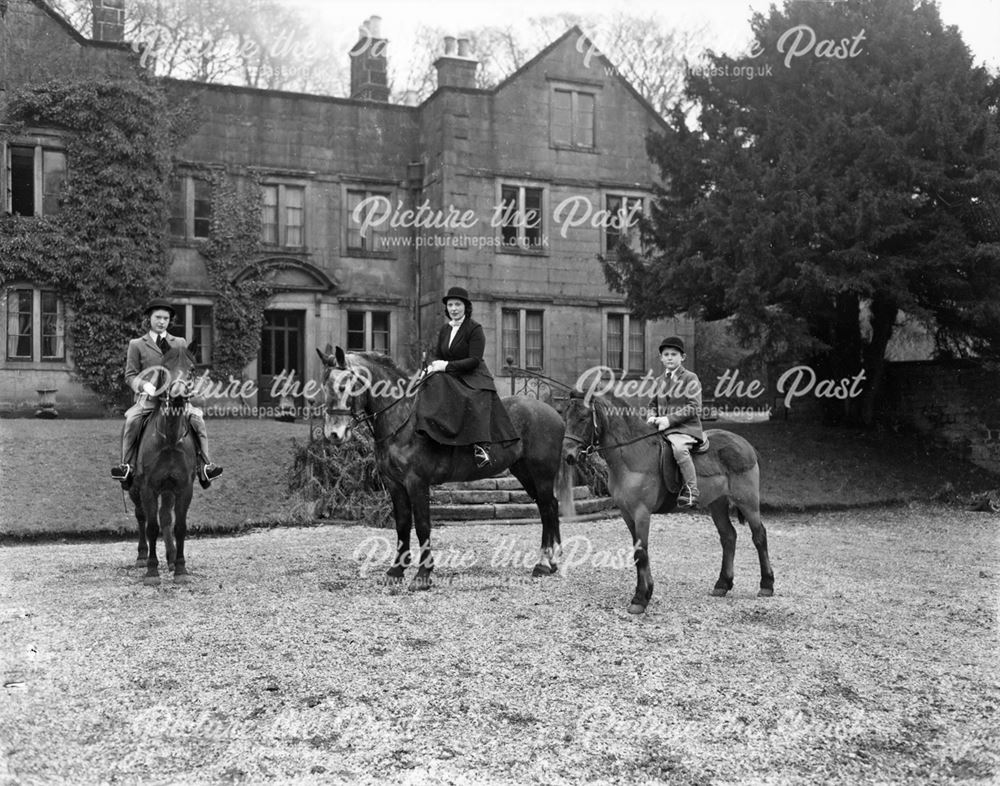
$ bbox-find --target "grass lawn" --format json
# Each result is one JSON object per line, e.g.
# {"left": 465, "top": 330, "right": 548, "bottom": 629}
{"left": 0, "top": 416, "right": 996, "bottom": 540}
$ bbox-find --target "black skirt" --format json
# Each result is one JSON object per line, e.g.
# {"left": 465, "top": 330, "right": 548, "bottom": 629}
{"left": 415, "top": 372, "right": 520, "bottom": 447}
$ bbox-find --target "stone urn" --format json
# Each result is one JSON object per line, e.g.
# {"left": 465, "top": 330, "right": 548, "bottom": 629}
{"left": 35, "top": 388, "right": 58, "bottom": 419}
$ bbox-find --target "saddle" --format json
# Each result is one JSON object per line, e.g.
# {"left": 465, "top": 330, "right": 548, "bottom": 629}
{"left": 654, "top": 435, "right": 710, "bottom": 510}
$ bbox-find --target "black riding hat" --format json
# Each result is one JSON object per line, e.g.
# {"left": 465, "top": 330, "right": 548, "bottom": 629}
{"left": 658, "top": 335, "right": 685, "bottom": 354}
{"left": 144, "top": 298, "right": 176, "bottom": 318}
{"left": 442, "top": 286, "right": 472, "bottom": 309}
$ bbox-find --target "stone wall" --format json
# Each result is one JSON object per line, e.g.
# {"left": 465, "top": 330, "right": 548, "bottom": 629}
{"left": 885, "top": 361, "right": 1000, "bottom": 475}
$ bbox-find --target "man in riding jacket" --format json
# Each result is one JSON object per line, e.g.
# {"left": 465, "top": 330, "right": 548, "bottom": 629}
{"left": 646, "top": 335, "right": 703, "bottom": 507}
{"left": 110, "top": 298, "right": 223, "bottom": 490}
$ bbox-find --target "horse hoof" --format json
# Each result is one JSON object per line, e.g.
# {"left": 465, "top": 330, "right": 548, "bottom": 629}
{"left": 758, "top": 587, "right": 774, "bottom": 597}
{"left": 174, "top": 573, "right": 190, "bottom": 584}
{"left": 134, "top": 558, "right": 147, "bottom": 568}
{"left": 142, "top": 575, "right": 160, "bottom": 586}
{"left": 408, "top": 577, "right": 432, "bottom": 592}
{"left": 711, "top": 587, "right": 729, "bottom": 597}
{"left": 382, "top": 574, "right": 404, "bottom": 586}
{"left": 531, "top": 563, "right": 558, "bottom": 578}
{"left": 627, "top": 603, "right": 647, "bottom": 615}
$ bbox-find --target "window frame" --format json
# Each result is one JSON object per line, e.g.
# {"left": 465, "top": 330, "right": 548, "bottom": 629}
{"left": 500, "top": 307, "right": 545, "bottom": 372}
{"left": 261, "top": 181, "right": 306, "bottom": 249}
{"left": 345, "top": 309, "right": 392, "bottom": 355}
{"left": 2, "top": 140, "right": 69, "bottom": 217}
{"left": 603, "top": 311, "right": 646, "bottom": 376}
{"left": 603, "top": 192, "right": 647, "bottom": 258}
{"left": 342, "top": 185, "right": 395, "bottom": 259}
{"left": 2, "top": 286, "right": 66, "bottom": 364}
{"left": 495, "top": 181, "right": 549, "bottom": 256}
{"left": 550, "top": 85, "right": 597, "bottom": 151}
{"left": 167, "top": 300, "right": 214, "bottom": 366}
{"left": 169, "top": 173, "right": 213, "bottom": 242}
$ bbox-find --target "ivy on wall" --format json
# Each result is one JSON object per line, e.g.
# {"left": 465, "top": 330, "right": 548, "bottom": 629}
{"left": 0, "top": 78, "right": 177, "bottom": 409}
{"left": 0, "top": 77, "right": 272, "bottom": 406}
{"left": 201, "top": 171, "right": 270, "bottom": 382}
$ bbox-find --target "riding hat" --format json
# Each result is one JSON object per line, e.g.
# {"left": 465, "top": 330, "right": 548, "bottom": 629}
{"left": 144, "top": 298, "right": 176, "bottom": 318}
{"left": 442, "top": 286, "right": 472, "bottom": 310}
{"left": 658, "top": 335, "right": 685, "bottom": 354}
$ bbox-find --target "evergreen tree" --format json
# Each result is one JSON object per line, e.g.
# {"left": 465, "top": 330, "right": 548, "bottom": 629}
{"left": 606, "top": 0, "right": 1000, "bottom": 424}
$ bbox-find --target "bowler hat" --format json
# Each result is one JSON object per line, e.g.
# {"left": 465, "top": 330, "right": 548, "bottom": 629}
{"left": 144, "top": 298, "right": 176, "bottom": 318}
{"left": 658, "top": 335, "right": 685, "bottom": 354}
{"left": 442, "top": 286, "right": 472, "bottom": 308}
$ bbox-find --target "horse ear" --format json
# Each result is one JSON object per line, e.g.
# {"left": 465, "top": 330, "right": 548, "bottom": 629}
{"left": 316, "top": 347, "right": 333, "bottom": 366}
{"left": 335, "top": 346, "right": 346, "bottom": 369}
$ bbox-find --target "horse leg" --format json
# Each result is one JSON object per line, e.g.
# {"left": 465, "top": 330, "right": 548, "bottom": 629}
{"left": 173, "top": 482, "right": 193, "bottom": 583}
{"left": 509, "top": 460, "right": 559, "bottom": 578}
{"left": 407, "top": 478, "right": 433, "bottom": 592}
{"left": 131, "top": 486, "right": 147, "bottom": 568}
{"left": 141, "top": 487, "right": 160, "bottom": 585}
{"left": 384, "top": 479, "right": 412, "bottom": 584}
{"left": 623, "top": 507, "right": 654, "bottom": 614}
{"left": 738, "top": 504, "right": 775, "bottom": 597}
{"left": 709, "top": 497, "right": 737, "bottom": 596}
{"left": 158, "top": 490, "right": 177, "bottom": 574}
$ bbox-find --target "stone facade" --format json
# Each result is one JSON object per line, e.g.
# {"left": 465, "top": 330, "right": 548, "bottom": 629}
{"left": 0, "top": 0, "right": 692, "bottom": 414}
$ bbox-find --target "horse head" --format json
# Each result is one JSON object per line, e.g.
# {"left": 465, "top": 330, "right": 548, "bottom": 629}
{"left": 159, "top": 342, "right": 199, "bottom": 408}
{"left": 562, "top": 390, "right": 602, "bottom": 465}
{"left": 315, "top": 345, "right": 372, "bottom": 442}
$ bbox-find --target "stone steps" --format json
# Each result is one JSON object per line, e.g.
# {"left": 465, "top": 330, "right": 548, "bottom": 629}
{"left": 429, "top": 472, "right": 618, "bottom": 524}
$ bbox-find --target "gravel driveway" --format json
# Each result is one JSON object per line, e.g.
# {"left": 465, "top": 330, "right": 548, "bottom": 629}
{"left": 1, "top": 504, "right": 997, "bottom": 784}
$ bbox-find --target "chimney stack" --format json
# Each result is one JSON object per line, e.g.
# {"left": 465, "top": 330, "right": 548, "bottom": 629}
{"left": 92, "top": 0, "right": 124, "bottom": 42}
{"left": 350, "top": 15, "right": 389, "bottom": 102}
{"left": 434, "top": 36, "right": 478, "bottom": 90}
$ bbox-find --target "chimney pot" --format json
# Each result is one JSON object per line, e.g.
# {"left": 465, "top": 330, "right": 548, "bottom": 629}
{"left": 368, "top": 15, "right": 382, "bottom": 38}
{"left": 457, "top": 38, "right": 470, "bottom": 57}
{"left": 444, "top": 36, "right": 457, "bottom": 56}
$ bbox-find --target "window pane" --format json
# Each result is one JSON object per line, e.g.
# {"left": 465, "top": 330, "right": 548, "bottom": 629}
{"left": 501, "top": 309, "right": 519, "bottom": 367}
{"left": 551, "top": 89, "right": 572, "bottom": 145}
{"left": 284, "top": 186, "right": 304, "bottom": 247}
{"left": 524, "top": 188, "right": 542, "bottom": 248}
{"left": 606, "top": 314, "right": 624, "bottom": 370}
{"left": 500, "top": 186, "right": 519, "bottom": 246}
{"left": 169, "top": 177, "right": 186, "bottom": 237}
{"left": 368, "top": 191, "right": 389, "bottom": 251}
{"left": 605, "top": 195, "right": 623, "bottom": 253}
{"left": 346, "top": 311, "right": 365, "bottom": 351}
{"left": 371, "top": 311, "right": 389, "bottom": 354}
{"left": 10, "top": 147, "right": 35, "bottom": 217}
{"left": 193, "top": 304, "right": 213, "bottom": 364}
{"left": 575, "top": 92, "right": 595, "bottom": 147}
{"left": 7, "top": 289, "right": 33, "bottom": 359}
{"left": 193, "top": 178, "right": 211, "bottom": 238}
{"left": 347, "top": 191, "right": 364, "bottom": 249}
{"left": 628, "top": 317, "right": 645, "bottom": 372}
{"left": 42, "top": 150, "right": 67, "bottom": 216}
{"left": 261, "top": 185, "right": 278, "bottom": 244}
{"left": 40, "top": 290, "right": 64, "bottom": 360}
{"left": 168, "top": 304, "right": 185, "bottom": 340}
{"left": 525, "top": 311, "right": 543, "bottom": 370}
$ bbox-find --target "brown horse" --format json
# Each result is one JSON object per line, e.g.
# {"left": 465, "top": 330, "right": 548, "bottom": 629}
{"left": 129, "top": 345, "right": 199, "bottom": 585}
{"left": 316, "top": 347, "right": 575, "bottom": 590}
{"left": 562, "top": 392, "right": 774, "bottom": 614}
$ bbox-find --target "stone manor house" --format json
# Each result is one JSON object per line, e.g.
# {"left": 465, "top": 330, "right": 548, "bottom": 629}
{"left": 0, "top": 0, "right": 692, "bottom": 413}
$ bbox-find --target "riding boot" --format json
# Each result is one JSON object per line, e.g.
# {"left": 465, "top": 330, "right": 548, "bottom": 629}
{"left": 188, "top": 409, "right": 223, "bottom": 488}
{"left": 113, "top": 416, "right": 144, "bottom": 488}
{"left": 674, "top": 448, "right": 699, "bottom": 507}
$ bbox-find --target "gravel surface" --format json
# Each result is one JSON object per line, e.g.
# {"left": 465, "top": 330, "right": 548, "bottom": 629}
{"left": 1, "top": 504, "right": 998, "bottom": 784}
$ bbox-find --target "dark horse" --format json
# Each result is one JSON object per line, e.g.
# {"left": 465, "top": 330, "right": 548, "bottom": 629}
{"left": 562, "top": 393, "right": 774, "bottom": 614}
{"left": 130, "top": 345, "right": 199, "bottom": 585}
{"left": 316, "top": 347, "right": 575, "bottom": 590}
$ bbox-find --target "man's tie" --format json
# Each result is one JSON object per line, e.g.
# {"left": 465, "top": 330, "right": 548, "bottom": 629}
{"left": 157, "top": 335, "right": 169, "bottom": 354}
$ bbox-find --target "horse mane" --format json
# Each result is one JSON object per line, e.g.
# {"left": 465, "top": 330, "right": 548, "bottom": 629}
{"left": 591, "top": 391, "right": 654, "bottom": 441}
{"left": 349, "top": 351, "right": 412, "bottom": 379}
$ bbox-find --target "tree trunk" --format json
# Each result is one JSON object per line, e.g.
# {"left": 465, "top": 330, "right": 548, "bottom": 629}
{"left": 819, "top": 293, "right": 864, "bottom": 425}
{"left": 860, "top": 295, "right": 898, "bottom": 427}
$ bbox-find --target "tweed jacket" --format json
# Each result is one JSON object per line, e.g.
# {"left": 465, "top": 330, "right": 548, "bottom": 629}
{"left": 124, "top": 332, "right": 188, "bottom": 400}
{"left": 431, "top": 318, "right": 497, "bottom": 392}
{"left": 652, "top": 366, "right": 704, "bottom": 440}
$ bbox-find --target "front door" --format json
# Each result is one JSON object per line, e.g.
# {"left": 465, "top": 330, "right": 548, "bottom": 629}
{"left": 259, "top": 310, "right": 305, "bottom": 408}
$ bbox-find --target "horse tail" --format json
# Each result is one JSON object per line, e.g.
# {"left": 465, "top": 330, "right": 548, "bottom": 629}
{"left": 555, "top": 455, "right": 576, "bottom": 520}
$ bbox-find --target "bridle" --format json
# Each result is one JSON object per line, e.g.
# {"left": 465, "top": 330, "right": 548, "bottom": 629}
{"left": 564, "top": 400, "right": 665, "bottom": 455}
{"left": 323, "top": 364, "right": 428, "bottom": 444}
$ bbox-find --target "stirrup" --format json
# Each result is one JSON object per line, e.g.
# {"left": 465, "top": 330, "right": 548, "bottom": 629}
{"left": 678, "top": 483, "right": 699, "bottom": 507}
{"left": 473, "top": 445, "right": 491, "bottom": 467}
{"left": 201, "top": 463, "right": 223, "bottom": 481}
{"left": 110, "top": 463, "right": 132, "bottom": 481}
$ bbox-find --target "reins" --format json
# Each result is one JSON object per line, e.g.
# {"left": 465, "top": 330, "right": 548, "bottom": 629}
{"left": 564, "top": 403, "right": 663, "bottom": 455}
